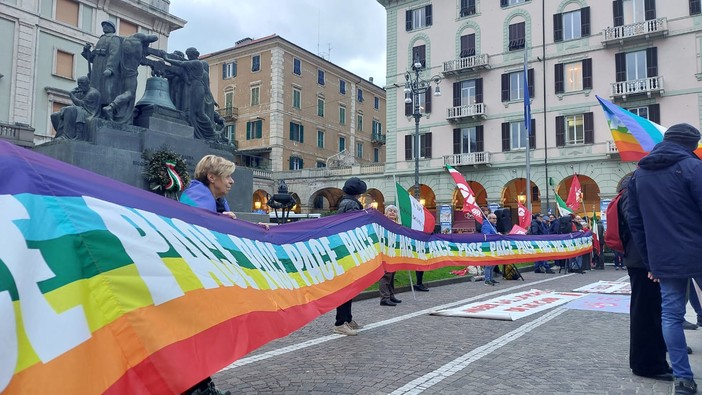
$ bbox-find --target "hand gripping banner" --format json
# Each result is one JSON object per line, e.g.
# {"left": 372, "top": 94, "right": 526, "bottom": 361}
{"left": 0, "top": 141, "right": 592, "bottom": 394}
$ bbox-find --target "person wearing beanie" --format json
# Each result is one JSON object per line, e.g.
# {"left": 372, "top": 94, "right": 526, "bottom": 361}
{"left": 379, "top": 205, "right": 402, "bottom": 306}
{"left": 333, "top": 177, "right": 368, "bottom": 336}
{"left": 627, "top": 122, "right": 702, "bottom": 395}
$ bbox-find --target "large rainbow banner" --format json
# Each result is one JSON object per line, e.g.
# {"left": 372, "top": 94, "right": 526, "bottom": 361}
{"left": 0, "top": 141, "right": 592, "bottom": 394}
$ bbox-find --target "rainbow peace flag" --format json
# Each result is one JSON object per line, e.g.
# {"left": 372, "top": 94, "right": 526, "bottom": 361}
{"left": 596, "top": 95, "right": 702, "bottom": 161}
{"left": 0, "top": 141, "right": 592, "bottom": 394}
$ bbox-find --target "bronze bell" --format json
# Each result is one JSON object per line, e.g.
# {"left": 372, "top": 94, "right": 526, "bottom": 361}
{"left": 135, "top": 77, "right": 177, "bottom": 110}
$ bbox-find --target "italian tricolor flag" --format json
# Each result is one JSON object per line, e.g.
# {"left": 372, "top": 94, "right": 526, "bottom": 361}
{"left": 554, "top": 192, "right": 573, "bottom": 217}
{"left": 396, "top": 182, "right": 436, "bottom": 232}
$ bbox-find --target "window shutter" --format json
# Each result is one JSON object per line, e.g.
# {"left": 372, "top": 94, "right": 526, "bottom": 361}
{"left": 476, "top": 125, "right": 484, "bottom": 152}
{"left": 289, "top": 157, "right": 294, "bottom": 170}
{"left": 425, "top": 5, "right": 432, "bottom": 26}
{"left": 644, "top": 0, "right": 656, "bottom": 20}
{"left": 529, "top": 119, "right": 536, "bottom": 150}
{"left": 300, "top": 158, "right": 304, "bottom": 169}
{"left": 553, "top": 13, "right": 563, "bottom": 42}
{"left": 425, "top": 90, "right": 432, "bottom": 113}
{"left": 581, "top": 7, "right": 591, "bottom": 36}
{"left": 555, "top": 63, "right": 564, "bottom": 94}
{"left": 405, "top": 135, "right": 412, "bottom": 160}
{"left": 555, "top": 116, "right": 565, "bottom": 147}
{"left": 584, "top": 112, "right": 594, "bottom": 144}
{"left": 405, "top": 99, "right": 412, "bottom": 116}
{"left": 502, "top": 122, "right": 510, "bottom": 152}
{"left": 459, "top": 34, "right": 475, "bottom": 57}
{"left": 527, "top": 69, "right": 534, "bottom": 98}
{"left": 648, "top": 104, "right": 660, "bottom": 124}
{"left": 424, "top": 132, "right": 432, "bottom": 158}
{"left": 613, "top": 0, "right": 624, "bottom": 27}
{"left": 692, "top": 0, "right": 702, "bottom": 15}
{"left": 476, "top": 78, "right": 483, "bottom": 103}
{"left": 453, "top": 129, "right": 461, "bottom": 154}
{"left": 222, "top": 63, "right": 227, "bottom": 79}
{"left": 453, "top": 82, "right": 461, "bottom": 107}
{"left": 646, "top": 47, "right": 658, "bottom": 77}
{"left": 300, "top": 125, "right": 304, "bottom": 143}
{"left": 460, "top": 35, "right": 469, "bottom": 57}
{"left": 257, "top": 121, "right": 262, "bottom": 138}
{"left": 246, "top": 122, "right": 251, "bottom": 140}
{"left": 289, "top": 122, "right": 294, "bottom": 140}
{"left": 501, "top": 73, "right": 510, "bottom": 102}
{"left": 406, "top": 10, "right": 412, "bottom": 31}
{"left": 615, "top": 53, "right": 626, "bottom": 82}
{"left": 582, "top": 59, "right": 593, "bottom": 89}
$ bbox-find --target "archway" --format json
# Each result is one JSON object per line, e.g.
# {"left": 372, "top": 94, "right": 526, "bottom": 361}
{"left": 615, "top": 172, "right": 634, "bottom": 192}
{"left": 291, "top": 193, "right": 301, "bottom": 214}
{"left": 451, "top": 181, "right": 487, "bottom": 210}
{"left": 252, "top": 189, "right": 269, "bottom": 213}
{"left": 556, "top": 174, "right": 600, "bottom": 217}
{"left": 501, "top": 178, "right": 541, "bottom": 213}
{"left": 310, "top": 187, "right": 343, "bottom": 213}
{"left": 408, "top": 184, "right": 437, "bottom": 209}
{"left": 361, "top": 188, "right": 385, "bottom": 212}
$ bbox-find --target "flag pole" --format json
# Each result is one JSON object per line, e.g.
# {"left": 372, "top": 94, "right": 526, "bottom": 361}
{"left": 524, "top": 44, "right": 532, "bottom": 213}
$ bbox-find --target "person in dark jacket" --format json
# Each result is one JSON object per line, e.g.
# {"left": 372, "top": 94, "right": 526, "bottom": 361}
{"left": 530, "top": 214, "right": 554, "bottom": 273}
{"left": 333, "top": 177, "right": 367, "bottom": 336}
{"left": 627, "top": 123, "right": 702, "bottom": 395}
{"left": 618, "top": 175, "right": 673, "bottom": 381}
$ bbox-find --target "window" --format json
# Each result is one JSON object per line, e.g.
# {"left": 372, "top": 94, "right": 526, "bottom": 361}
{"left": 460, "top": 33, "right": 476, "bottom": 58}
{"left": 119, "top": 19, "right": 138, "bottom": 35}
{"left": 508, "top": 22, "right": 525, "bottom": 51}
{"left": 615, "top": 48, "right": 657, "bottom": 83}
{"left": 316, "top": 161, "right": 326, "bottom": 168}
{"left": 222, "top": 61, "right": 237, "bottom": 79}
{"left": 340, "top": 79, "right": 346, "bottom": 94}
{"left": 501, "top": 120, "right": 536, "bottom": 151}
{"left": 405, "top": 90, "right": 432, "bottom": 115}
{"left": 317, "top": 69, "right": 325, "bottom": 85}
{"left": 317, "top": 130, "right": 325, "bottom": 148}
{"left": 374, "top": 96, "right": 380, "bottom": 110}
{"left": 357, "top": 88, "right": 364, "bottom": 102}
{"left": 246, "top": 119, "right": 262, "bottom": 140}
{"left": 224, "top": 125, "right": 235, "bottom": 144}
{"left": 55, "top": 50, "right": 74, "bottom": 79}
{"left": 460, "top": 0, "right": 476, "bottom": 17}
{"left": 339, "top": 136, "right": 346, "bottom": 152}
{"left": 356, "top": 142, "right": 364, "bottom": 158}
{"left": 405, "top": 5, "right": 433, "bottom": 31}
{"left": 412, "top": 45, "right": 426, "bottom": 68}
{"left": 293, "top": 87, "right": 301, "bottom": 109}
{"left": 452, "top": 78, "right": 483, "bottom": 107}
{"left": 626, "top": 104, "right": 660, "bottom": 123}
{"left": 555, "top": 59, "right": 592, "bottom": 94}
{"left": 250, "top": 86, "right": 260, "bottom": 106}
{"left": 404, "top": 133, "right": 433, "bottom": 159}
{"left": 501, "top": 0, "right": 528, "bottom": 6}
{"left": 56, "top": 0, "right": 79, "bottom": 26}
{"left": 453, "top": 126, "right": 484, "bottom": 154}
{"left": 372, "top": 120, "right": 382, "bottom": 135}
{"left": 555, "top": 113, "right": 594, "bottom": 146}
{"left": 289, "top": 156, "right": 303, "bottom": 170}
{"left": 357, "top": 114, "right": 363, "bottom": 132}
{"left": 554, "top": 8, "right": 590, "bottom": 42}
{"left": 251, "top": 55, "right": 260, "bottom": 72}
{"left": 289, "top": 122, "right": 304, "bottom": 143}
{"left": 613, "top": 0, "right": 656, "bottom": 26}
{"left": 244, "top": 156, "right": 263, "bottom": 169}
{"left": 224, "top": 91, "right": 233, "bottom": 112}
{"left": 293, "top": 58, "right": 301, "bottom": 75}
{"left": 317, "top": 97, "right": 325, "bottom": 117}
{"left": 501, "top": 69, "right": 534, "bottom": 102}
{"left": 692, "top": 0, "right": 702, "bottom": 15}
{"left": 339, "top": 106, "right": 346, "bottom": 125}
{"left": 373, "top": 148, "right": 380, "bottom": 163}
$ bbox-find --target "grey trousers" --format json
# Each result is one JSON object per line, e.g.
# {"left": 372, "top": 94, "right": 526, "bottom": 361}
{"left": 379, "top": 272, "right": 396, "bottom": 302}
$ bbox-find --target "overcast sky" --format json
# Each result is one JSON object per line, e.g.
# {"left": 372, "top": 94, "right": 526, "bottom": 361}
{"left": 167, "top": 0, "right": 388, "bottom": 87}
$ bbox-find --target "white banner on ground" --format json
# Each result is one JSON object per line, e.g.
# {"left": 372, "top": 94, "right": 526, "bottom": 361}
{"left": 431, "top": 289, "right": 584, "bottom": 321}
{"left": 573, "top": 281, "right": 631, "bottom": 295}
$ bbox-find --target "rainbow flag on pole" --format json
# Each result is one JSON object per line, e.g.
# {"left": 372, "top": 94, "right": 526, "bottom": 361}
{"left": 596, "top": 95, "right": 702, "bottom": 161}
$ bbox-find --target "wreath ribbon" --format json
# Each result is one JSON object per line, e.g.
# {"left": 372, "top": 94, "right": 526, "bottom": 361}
{"left": 164, "top": 161, "right": 184, "bottom": 192}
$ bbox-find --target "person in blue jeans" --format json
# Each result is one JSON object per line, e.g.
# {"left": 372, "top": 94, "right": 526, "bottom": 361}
{"left": 627, "top": 123, "right": 702, "bottom": 395}
{"left": 481, "top": 213, "right": 499, "bottom": 285}
{"left": 687, "top": 279, "right": 702, "bottom": 329}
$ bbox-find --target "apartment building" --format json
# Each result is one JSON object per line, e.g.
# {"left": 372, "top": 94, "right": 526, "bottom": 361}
{"left": 0, "top": 0, "right": 184, "bottom": 146}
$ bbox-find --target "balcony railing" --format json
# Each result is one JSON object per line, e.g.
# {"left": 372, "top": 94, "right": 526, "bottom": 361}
{"left": 447, "top": 103, "right": 487, "bottom": 121}
{"left": 276, "top": 164, "right": 385, "bottom": 179}
{"left": 443, "top": 152, "right": 491, "bottom": 167}
{"left": 0, "top": 122, "right": 35, "bottom": 148}
{"left": 442, "top": 54, "right": 490, "bottom": 75}
{"left": 602, "top": 17, "right": 667, "bottom": 45}
{"left": 371, "top": 133, "right": 386, "bottom": 145}
{"left": 610, "top": 76, "right": 664, "bottom": 100}
{"left": 606, "top": 140, "right": 619, "bottom": 154}
{"left": 216, "top": 106, "right": 239, "bottom": 120}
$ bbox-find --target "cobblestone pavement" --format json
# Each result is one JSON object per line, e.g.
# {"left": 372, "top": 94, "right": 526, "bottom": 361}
{"left": 212, "top": 268, "right": 702, "bottom": 394}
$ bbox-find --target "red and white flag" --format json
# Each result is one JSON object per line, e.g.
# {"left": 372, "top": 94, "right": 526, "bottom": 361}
{"left": 517, "top": 202, "right": 531, "bottom": 229}
{"left": 566, "top": 175, "right": 582, "bottom": 212}
{"left": 508, "top": 225, "right": 528, "bottom": 235}
{"left": 445, "top": 165, "right": 483, "bottom": 224}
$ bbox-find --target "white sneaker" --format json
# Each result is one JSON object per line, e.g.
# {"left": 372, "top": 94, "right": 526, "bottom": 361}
{"left": 347, "top": 320, "right": 364, "bottom": 330}
{"left": 333, "top": 323, "right": 358, "bottom": 336}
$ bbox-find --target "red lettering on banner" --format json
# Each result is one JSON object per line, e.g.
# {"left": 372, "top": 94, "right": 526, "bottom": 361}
{"left": 504, "top": 297, "right": 560, "bottom": 312}
{"left": 464, "top": 303, "right": 498, "bottom": 313}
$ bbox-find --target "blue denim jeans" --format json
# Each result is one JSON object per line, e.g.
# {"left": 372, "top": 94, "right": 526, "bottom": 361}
{"left": 659, "top": 278, "right": 694, "bottom": 380}
{"left": 534, "top": 261, "right": 550, "bottom": 271}
{"left": 689, "top": 278, "right": 702, "bottom": 322}
{"left": 484, "top": 265, "right": 494, "bottom": 281}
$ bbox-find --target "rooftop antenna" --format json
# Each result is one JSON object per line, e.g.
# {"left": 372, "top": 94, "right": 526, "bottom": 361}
{"left": 317, "top": 8, "right": 320, "bottom": 56}
{"left": 327, "top": 43, "right": 332, "bottom": 61}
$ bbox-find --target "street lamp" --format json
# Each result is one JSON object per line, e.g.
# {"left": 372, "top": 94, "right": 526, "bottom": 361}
{"left": 405, "top": 58, "right": 442, "bottom": 200}
{"left": 267, "top": 180, "right": 295, "bottom": 224}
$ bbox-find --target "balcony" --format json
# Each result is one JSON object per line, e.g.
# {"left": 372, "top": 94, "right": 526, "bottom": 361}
{"left": 443, "top": 152, "right": 491, "bottom": 167}
{"left": 606, "top": 140, "right": 619, "bottom": 154}
{"left": 602, "top": 17, "right": 667, "bottom": 46}
{"left": 216, "top": 106, "right": 239, "bottom": 121}
{"left": 442, "top": 54, "right": 490, "bottom": 76}
{"left": 610, "top": 76, "right": 664, "bottom": 100}
{"left": 0, "top": 122, "right": 34, "bottom": 148}
{"left": 447, "top": 103, "right": 487, "bottom": 122}
{"left": 371, "top": 133, "right": 386, "bottom": 145}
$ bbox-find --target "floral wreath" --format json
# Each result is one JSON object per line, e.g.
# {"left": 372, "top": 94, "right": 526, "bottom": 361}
{"left": 141, "top": 147, "right": 190, "bottom": 194}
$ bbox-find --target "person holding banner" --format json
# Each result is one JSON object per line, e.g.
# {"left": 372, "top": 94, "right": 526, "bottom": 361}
{"left": 379, "top": 205, "right": 402, "bottom": 306}
{"left": 481, "top": 214, "right": 499, "bottom": 286}
{"left": 333, "top": 177, "right": 368, "bottom": 336}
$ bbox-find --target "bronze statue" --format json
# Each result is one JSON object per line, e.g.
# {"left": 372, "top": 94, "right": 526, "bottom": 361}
{"left": 81, "top": 21, "right": 122, "bottom": 111}
{"left": 50, "top": 76, "right": 100, "bottom": 140}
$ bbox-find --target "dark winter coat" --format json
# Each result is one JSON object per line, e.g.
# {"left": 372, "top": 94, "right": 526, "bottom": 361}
{"left": 618, "top": 189, "right": 644, "bottom": 269}
{"left": 529, "top": 220, "right": 549, "bottom": 235}
{"left": 337, "top": 195, "right": 363, "bottom": 214}
{"left": 627, "top": 141, "right": 702, "bottom": 278}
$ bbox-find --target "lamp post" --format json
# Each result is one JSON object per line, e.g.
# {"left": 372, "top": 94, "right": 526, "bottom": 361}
{"left": 404, "top": 58, "right": 442, "bottom": 200}
{"left": 267, "top": 180, "right": 295, "bottom": 224}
